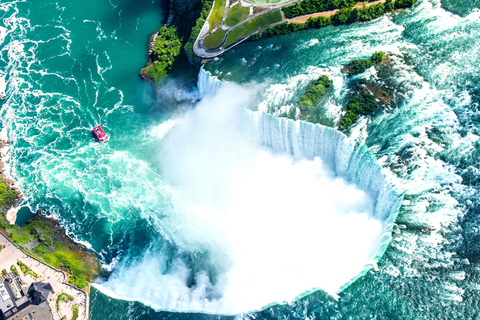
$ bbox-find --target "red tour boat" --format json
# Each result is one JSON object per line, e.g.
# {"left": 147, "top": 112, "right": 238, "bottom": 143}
{"left": 93, "top": 125, "right": 109, "bottom": 142}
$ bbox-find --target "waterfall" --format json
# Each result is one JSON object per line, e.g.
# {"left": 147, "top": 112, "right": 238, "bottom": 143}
{"left": 95, "top": 69, "right": 405, "bottom": 313}
{"left": 248, "top": 111, "right": 403, "bottom": 273}
{"left": 250, "top": 112, "right": 402, "bottom": 218}
{"left": 198, "top": 70, "right": 404, "bottom": 281}
{"left": 197, "top": 66, "right": 223, "bottom": 99}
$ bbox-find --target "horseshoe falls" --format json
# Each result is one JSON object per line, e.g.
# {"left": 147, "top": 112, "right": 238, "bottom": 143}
{"left": 91, "top": 80, "right": 402, "bottom": 313}
{"left": 0, "top": 0, "right": 479, "bottom": 319}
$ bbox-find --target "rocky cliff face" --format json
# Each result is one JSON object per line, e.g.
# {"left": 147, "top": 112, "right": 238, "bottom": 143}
{"left": 185, "top": 47, "right": 203, "bottom": 67}
{"left": 140, "top": 0, "right": 206, "bottom": 82}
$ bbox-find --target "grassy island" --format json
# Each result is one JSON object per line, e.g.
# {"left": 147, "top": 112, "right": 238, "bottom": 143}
{"left": 143, "top": 26, "right": 183, "bottom": 84}
{"left": 141, "top": 0, "right": 215, "bottom": 82}
{"left": 281, "top": 52, "right": 394, "bottom": 130}
{"left": 339, "top": 92, "right": 378, "bottom": 130}
{"left": 343, "top": 59, "right": 373, "bottom": 76}
{"left": 339, "top": 51, "right": 395, "bottom": 131}
{"left": 342, "top": 52, "right": 385, "bottom": 76}
{"left": 298, "top": 75, "right": 333, "bottom": 112}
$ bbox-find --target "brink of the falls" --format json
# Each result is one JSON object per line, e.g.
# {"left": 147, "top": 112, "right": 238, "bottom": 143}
{"left": 94, "top": 68, "right": 403, "bottom": 315}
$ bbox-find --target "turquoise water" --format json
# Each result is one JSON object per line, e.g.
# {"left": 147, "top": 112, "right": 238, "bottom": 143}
{"left": 15, "top": 206, "right": 34, "bottom": 226}
{"left": 0, "top": 0, "right": 169, "bottom": 254}
{"left": 1, "top": 0, "right": 480, "bottom": 318}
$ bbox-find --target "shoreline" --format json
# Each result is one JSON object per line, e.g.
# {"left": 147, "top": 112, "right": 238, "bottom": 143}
{"left": 0, "top": 230, "right": 90, "bottom": 320}
{"left": 0, "top": 133, "right": 101, "bottom": 320}
{"left": 287, "top": 0, "right": 388, "bottom": 24}
{"left": 0, "top": 132, "right": 23, "bottom": 224}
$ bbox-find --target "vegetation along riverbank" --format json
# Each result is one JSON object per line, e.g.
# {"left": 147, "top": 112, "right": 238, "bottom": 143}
{"left": 0, "top": 139, "right": 102, "bottom": 292}
{"left": 140, "top": 0, "right": 416, "bottom": 80}
{"left": 140, "top": 0, "right": 214, "bottom": 83}
{"left": 252, "top": 0, "right": 415, "bottom": 40}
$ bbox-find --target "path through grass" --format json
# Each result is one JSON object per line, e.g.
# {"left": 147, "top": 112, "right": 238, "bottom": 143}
{"left": 1, "top": 216, "right": 100, "bottom": 289}
{"left": 225, "top": 9, "right": 283, "bottom": 47}
{"left": 203, "top": 28, "right": 228, "bottom": 48}
{"left": 208, "top": 0, "right": 227, "bottom": 32}
{"left": 225, "top": 4, "right": 250, "bottom": 26}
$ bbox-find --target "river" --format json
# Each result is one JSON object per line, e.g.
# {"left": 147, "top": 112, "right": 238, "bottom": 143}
{"left": 0, "top": 0, "right": 479, "bottom": 319}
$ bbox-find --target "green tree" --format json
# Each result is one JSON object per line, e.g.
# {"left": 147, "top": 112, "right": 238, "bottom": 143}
{"left": 395, "top": 0, "right": 416, "bottom": 9}
{"left": 339, "top": 93, "right": 378, "bottom": 130}
{"left": 371, "top": 51, "right": 385, "bottom": 64}
{"left": 385, "top": 0, "right": 394, "bottom": 11}
{"left": 347, "top": 59, "right": 373, "bottom": 75}
{"left": 298, "top": 75, "right": 333, "bottom": 112}
{"left": 348, "top": 8, "right": 360, "bottom": 22}
{"left": 145, "top": 26, "right": 182, "bottom": 84}
{"left": 332, "top": 8, "right": 351, "bottom": 25}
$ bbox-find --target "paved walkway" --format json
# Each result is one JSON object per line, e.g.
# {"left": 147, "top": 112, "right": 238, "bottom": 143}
{"left": 0, "top": 232, "right": 89, "bottom": 320}
{"left": 194, "top": 0, "right": 293, "bottom": 58}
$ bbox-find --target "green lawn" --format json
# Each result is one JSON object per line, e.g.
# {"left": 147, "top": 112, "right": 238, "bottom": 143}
{"left": 208, "top": 0, "right": 227, "bottom": 32}
{"left": 0, "top": 178, "right": 17, "bottom": 212}
{"left": 4, "top": 219, "right": 55, "bottom": 245}
{"left": 8, "top": 227, "right": 32, "bottom": 244}
{"left": 1, "top": 217, "right": 100, "bottom": 289}
{"left": 225, "top": 4, "right": 250, "bottom": 27}
{"left": 203, "top": 28, "right": 228, "bottom": 48}
{"left": 225, "top": 9, "right": 283, "bottom": 47}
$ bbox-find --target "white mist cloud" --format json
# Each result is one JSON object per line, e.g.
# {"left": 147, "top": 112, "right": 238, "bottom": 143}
{"left": 98, "top": 83, "right": 386, "bottom": 314}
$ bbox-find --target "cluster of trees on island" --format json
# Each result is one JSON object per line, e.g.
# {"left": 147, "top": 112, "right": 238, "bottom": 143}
{"left": 298, "top": 75, "right": 333, "bottom": 112}
{"left": 342, "top": 51, "right": 384, "bottom": 76}
{"left": 338, "top": 91, "right": 379, "bottom": 130}
{"left": 144, "top": 26, "right": 183, "bottom": 83}
{"left": 142, "top": 0, "right": 215, "bottom": 83}
{"left": 251, "top": 0, "right": 416, "bottom": 41}
{"left": 338, "top": 51, "right": 388, "bottom": 130}
{"left": 291, "top": 52, "right": 391, "bottom": 131}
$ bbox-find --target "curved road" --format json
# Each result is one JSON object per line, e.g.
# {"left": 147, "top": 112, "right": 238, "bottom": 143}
{"left": 194, "top": 0, "right": 391, "bottom": 58}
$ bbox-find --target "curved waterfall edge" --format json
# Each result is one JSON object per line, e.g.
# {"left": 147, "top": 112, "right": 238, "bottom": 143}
{"left": 248, "top": 111, "right": 404, "bottom": 299}
{"left": 197, "top": 67, "right": 404, "bottom": 305}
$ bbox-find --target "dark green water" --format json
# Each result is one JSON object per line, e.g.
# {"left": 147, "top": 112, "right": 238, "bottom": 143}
{"left": 15, "top": 206, "right": 34, "bottom": 226}
{"left": 1, "top": 0, "right": 480, "bottom": 319}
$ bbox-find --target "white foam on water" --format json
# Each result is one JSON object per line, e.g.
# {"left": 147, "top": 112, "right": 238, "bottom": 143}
{"left": 96, "top": 78, "right": 402, "bottom": 314}
{"left": 2, "top": 0, "right": 478, "bottom": 315}
{"left": 149, "top": 119, "right": 176, "bottom": 139}
{"left": 0, "top": 26, "right": 7, "bottom": 45}
{"left": 258, "top": 65, "right": 346, "bottom": 123}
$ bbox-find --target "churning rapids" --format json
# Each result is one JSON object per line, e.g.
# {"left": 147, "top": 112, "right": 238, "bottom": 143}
{"left": 93, "top": 70, "right": 402, "bottom": 313}
{"left": 1, "top": 0, "right": 480, "bottom": 318}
